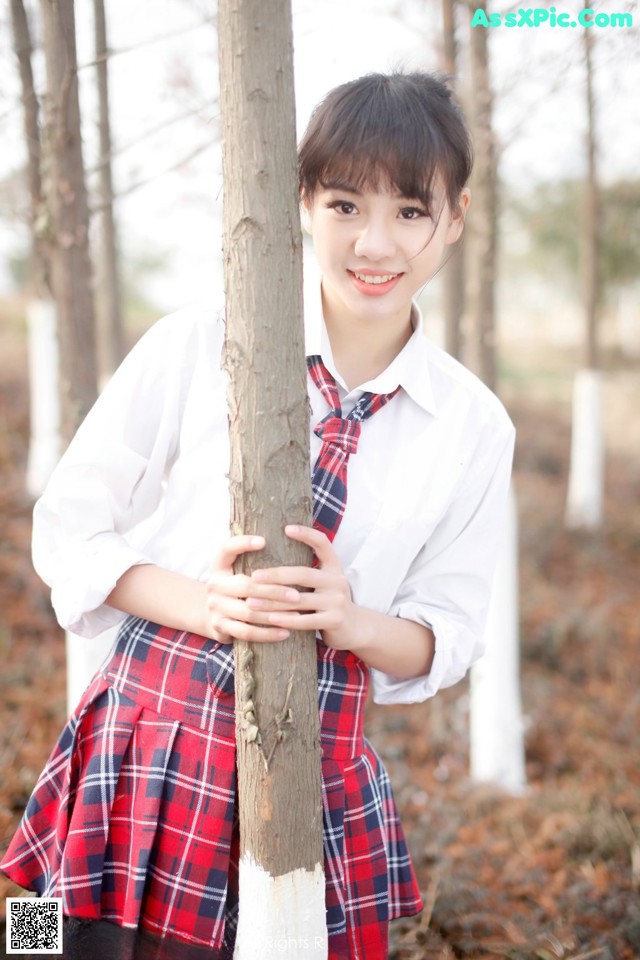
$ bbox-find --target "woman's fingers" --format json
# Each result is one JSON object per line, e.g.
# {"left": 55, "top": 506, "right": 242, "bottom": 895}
{"left": 284, "top": 524, "right": 342, "bottom": 569}
{"left": 208, "top": 572, "right": 300, "bottom": 604}
{"left": 210, "top": 535, "right": 265, "bottom": 575}
{"left": 251, "top": 565, "right": 328, "bottom": 590}
{"left": 205, "top": 527, "right": 350, "bottom": 644}
{"left": 215, "top": 620, "right": 290, "bottom": 644}
{"left": 207, "top": 594, "right": 292, "bottom": 643}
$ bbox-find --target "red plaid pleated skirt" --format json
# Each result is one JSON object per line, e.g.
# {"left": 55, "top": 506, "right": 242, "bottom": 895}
{"left": 1, "top": 617, "right": 422, "bottom": 959}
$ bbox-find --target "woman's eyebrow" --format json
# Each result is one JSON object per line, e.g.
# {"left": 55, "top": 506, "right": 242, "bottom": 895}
{"left": 319, "top": 179, "right": 362, "bottom": 194}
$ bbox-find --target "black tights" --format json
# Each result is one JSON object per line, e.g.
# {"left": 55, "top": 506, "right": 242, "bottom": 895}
{"left": 60, "top": 918, "right": 234, "bottom": 960}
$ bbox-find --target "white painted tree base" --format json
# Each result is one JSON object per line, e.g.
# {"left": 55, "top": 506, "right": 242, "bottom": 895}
{"left": 26, "top": 299, "right": 60, "bottom": 498}
{"left": 470, "top": 485, "right": 527, "bottom": 795}
{"left": 234, "top": 856, "right": 327, "bottom": 959}
{"left": 565, "top": 368, "right": 604, "bottom": 530}
{"left": 65, "top": 625, "right": 119, "bottom": 715}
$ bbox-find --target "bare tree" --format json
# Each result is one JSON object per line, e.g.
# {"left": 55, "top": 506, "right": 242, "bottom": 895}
{"left": 93, "top": 0, "right": 124, "bottom": 377}
{"left": 40, "top": 0, "right": 97, "bottom": 444}
{"left": 10, "top": 0, "right": 60, "bottom": 499}
{"left": 466, "top": 0, "right": 497, "bottom": 390}
{"left": 10, "top": 0, "right": 48, "bottom": 294}
{"left": 458, "top": 2, "right": 525, "bottom": 794}
{"left": 217, "top": 0, "right": 326, "bottom": 953}
{"left": 440, "top": 0, "right": 465, "bottom": 360}
{"left": 582, "top": 23, "right": 601, "bottom": 372}
{"left": 566, "top": 13, "right": 604, "bottom": 530}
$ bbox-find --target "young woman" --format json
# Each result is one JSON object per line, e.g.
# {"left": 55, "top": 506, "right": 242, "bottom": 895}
{"left": 1, "top": 72, "right": 515, "bottom": 959}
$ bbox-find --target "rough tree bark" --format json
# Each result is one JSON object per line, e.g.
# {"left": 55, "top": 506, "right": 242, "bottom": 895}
{"left": 440, "top": 0, "right": 465, "bottom": 360}
{"left": 40, "top": 0, "right": 97, "bottom": 445}
{"left": 217, "top": 0, "right": 326, "bottom": 955}
{"left": 466, "top": 0, "right": 497, "bottom": 390}
{"left": 464, "top": 1, "right": 525, "bottom": 793}
{"left": 10, "top": 0, "right": 60, "bottom": 498}
{"left": 93, "top": 0, "right": 124, "bottom": 379}
{"left": 10, "top": 0, "right": 48, "bottom": 296}
{"left": 565, "top": 16, "right": 604, "bottom": 530}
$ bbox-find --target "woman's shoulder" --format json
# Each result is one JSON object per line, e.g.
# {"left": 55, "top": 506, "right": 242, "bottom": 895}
{"left": 141, "top": 302, "right": 226, "bottom": 352}
{"left": 424, "top": 339, "right": 515, "bottom": 438}
{"left": 115, "top": 302, "right": 226, "bottom": 384}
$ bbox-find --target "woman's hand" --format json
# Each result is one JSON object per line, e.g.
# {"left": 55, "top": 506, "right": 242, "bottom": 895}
{"left": 248, "top": 525, "right": 358, "bottom": 651}
{"left": 206, "top": 535, "right": 300, "bottom": 644}
{"left": 206, "top": 527, "right": 432, "bottom": 678}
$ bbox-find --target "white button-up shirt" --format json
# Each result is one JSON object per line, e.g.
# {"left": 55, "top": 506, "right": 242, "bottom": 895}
{"left": 32, "top": 284, "right": 515, "bottom": 704}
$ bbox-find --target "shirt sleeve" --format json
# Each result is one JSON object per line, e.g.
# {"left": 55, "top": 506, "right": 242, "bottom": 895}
{"left": 32, "top": 308, "right": 203, "bottom": 638}
{"left": 370, "top": 417, "right": 516, "bottom": 705}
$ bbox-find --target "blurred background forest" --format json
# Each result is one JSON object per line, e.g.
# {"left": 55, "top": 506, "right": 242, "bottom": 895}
{"left": 0, "top": 0, "right": 639, "bottom": 957}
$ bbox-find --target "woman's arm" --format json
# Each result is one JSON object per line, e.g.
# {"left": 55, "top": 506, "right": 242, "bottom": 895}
{"left": 248, "top": 525, "right": 437, "bottom": 681}
{"left": 106, "top": 527, "right": 435, "bottom": 681}
{"left": 106, "top": 534, "right": 308, "bottom": 644}
{"left": 106, "top": 564, "right": 212, "bottom": 637}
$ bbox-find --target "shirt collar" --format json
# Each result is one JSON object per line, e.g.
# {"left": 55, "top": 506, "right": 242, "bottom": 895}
{"left": 303, "top": 265, "right": 437, "bottom": 416}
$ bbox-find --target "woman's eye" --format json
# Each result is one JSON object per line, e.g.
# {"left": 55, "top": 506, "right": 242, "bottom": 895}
{"left": 328, "top": 200, "right": 357, "bottom": 215}
{"left": 399, "top": 206, "right": 428, "bottom": 220}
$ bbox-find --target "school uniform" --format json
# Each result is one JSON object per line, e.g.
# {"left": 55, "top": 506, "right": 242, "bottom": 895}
{"left": 1, "top": 282, "right": 514, "bottom": 959}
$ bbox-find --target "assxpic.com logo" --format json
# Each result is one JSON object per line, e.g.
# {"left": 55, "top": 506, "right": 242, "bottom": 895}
{"left": 471, "top": 6, "right": 634, "bottom": 28}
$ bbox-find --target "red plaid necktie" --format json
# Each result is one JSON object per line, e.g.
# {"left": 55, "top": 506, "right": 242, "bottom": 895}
{"left": 307, "top": 355, "right": 400, "bottom": 542}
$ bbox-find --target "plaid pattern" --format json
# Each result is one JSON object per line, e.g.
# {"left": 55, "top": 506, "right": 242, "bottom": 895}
{"left": 307, "top": 356, "right": 400, "bottom": 541}
{"left": 1, "top": 618, "right": 422, "bottom": 959}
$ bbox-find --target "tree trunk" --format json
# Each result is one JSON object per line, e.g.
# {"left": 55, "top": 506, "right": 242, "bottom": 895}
{"left": 470, "top": 485, "right": 526, "bottom": 794}
{"left": 565, "top": 369, "right": 604, "bottom": 529}
{"left": 466, "top": 0, "right": 497, "bottom": 390}
{"left": 217, "top": 0, "right": 326, "bottom": 954}
{"left": 10, "top": 0, "right": 49, "bottom": 296}
{"left": 40, "top": 0, "right": 97, "bottom": 445}
{"left": 10, "top": 0, "right": 61, "bottom": 495}
{"left": 566, "top": 14, "right": 604, "bottom": 530}
{"left": 25, "top": 300, "right": 60, "bottom": 496}
{"left": 93, "top": 0, "right": 124, "bottom": 380}
{"left": 582, "top": 19, "right": 600, "bottom": 371}
{"left": 465, "top": 2, "right": 525, "bottom": 791}
{"left": 440, "top": 0, "right": 465, "bottom": 360}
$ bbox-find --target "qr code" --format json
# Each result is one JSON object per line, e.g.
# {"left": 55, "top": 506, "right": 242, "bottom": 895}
{"left": 6, "top": 898, "right": 63, "bottom": 954}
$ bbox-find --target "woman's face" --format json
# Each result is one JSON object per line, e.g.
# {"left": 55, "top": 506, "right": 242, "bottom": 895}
{"left": 302, "top": 177, "right": 469, "bottom": 336}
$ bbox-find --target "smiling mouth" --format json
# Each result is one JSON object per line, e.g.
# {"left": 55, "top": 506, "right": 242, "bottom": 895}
{"left": 352, "top": 271, "right": 400, "bottom": 285}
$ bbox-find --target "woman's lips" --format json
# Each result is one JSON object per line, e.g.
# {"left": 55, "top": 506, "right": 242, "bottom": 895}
{"left": 348, "top": 270, "right": 403, "bottom": 296}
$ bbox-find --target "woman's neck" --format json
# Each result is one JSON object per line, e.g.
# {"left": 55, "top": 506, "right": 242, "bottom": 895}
{"left": 325, "top": 311, "right": 413, "bottom": 391}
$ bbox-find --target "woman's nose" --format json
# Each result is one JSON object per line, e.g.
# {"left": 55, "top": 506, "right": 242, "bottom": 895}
{"left": 353, "top": 219, "right": 396, "bottom": 261}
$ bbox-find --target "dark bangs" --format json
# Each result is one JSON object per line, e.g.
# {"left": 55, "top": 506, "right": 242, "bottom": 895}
{"left": 298, "top": 72, "right": 473, "bottom": 215}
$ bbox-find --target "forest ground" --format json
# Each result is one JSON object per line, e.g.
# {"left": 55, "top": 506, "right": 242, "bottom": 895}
{"left": 0, "top": 310, "right": 638, "bottom": 959}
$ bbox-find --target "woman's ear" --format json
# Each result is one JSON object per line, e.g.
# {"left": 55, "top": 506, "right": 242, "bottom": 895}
{"left": 300, "top": 193, "right": 313, "bottom": 235}
{"left": 445, "top": 187, "right": 470, "bottom": 243}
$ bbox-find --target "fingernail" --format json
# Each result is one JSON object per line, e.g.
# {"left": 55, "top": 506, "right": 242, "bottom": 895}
{"left": 285, "top": 589, "right": 299, "bottom": 602}
{"left": 285, "top": 524, "right": 299, "bottom": 534}
{"left": 277, "top": 630, "right": 290, "bottom": 639}
{"left": 251, "top": 536, "right": 265, "bottom": 547}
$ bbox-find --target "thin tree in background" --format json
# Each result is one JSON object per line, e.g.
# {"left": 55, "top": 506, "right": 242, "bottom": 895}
{"left": 217, "top": 0, "right": 326, "bottom": 953}
{"left": 93, "top": 0, "right": 124, "bottom": 378}
{"left": 565, "top": 15, "right": 604, "bottom": 530}
{"left": 40, "top": 0, "right": 97, "bottom": 444}
{"left": 582, "top": 25, "right": 601, "bottom": 375}
{"left": 10, "top": 0, "right": 48, "bottom": 297}
{"left": 466, "top": 0, "right": 497, "bottom": 390}
{"left": 464, "top": 1, "right": 525, "bottom": 794}
{"left": 10, "top": 0, "right": 60, "bottom": 499}
{"left": 440, "top": 0, "right": 465, "bottom": 360}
